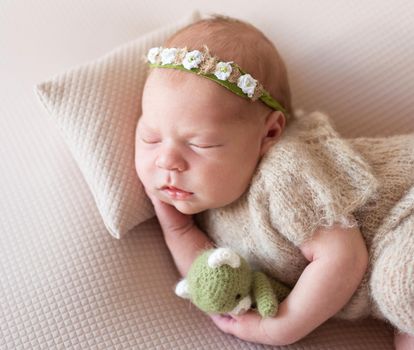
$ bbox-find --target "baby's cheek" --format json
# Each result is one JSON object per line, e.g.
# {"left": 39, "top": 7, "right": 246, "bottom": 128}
{"left": 134, "top": 153, "right": 142, "bottom": 177}
{"left": 136, "top": 163, "right": 150, "bottom": 185}
{"left": 134, "top": 152, "right": 150, "bottom": 182}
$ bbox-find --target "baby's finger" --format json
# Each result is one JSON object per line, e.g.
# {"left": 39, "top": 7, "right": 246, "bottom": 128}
{"left": 144, "top": 188, "right": 171, "bottom": 214}
{"left": 150, "top": 196, "right": 176, "bottom": 219}
{"left": 210, "top": 312, "right": 271, "bottom": 344}
{"left": 210, "top": 314, "right": 236, "bottom": 331}
{"left": 144, "top": 187, "right": 157, "bottom": 202}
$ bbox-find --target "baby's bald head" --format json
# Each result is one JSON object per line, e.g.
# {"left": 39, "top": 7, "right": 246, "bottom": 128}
{"left": 160, "top": 14, "right": 293, "bottom": 119}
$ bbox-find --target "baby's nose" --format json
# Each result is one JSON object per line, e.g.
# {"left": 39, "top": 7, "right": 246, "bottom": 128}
{"left": 155, "top": 149, "right": 188, "bottom": 172}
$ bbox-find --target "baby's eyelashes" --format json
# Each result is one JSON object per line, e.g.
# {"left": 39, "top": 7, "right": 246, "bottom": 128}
{"left": 140, "top": 138, "right": 161, "bottom": 144}
{"left": 188, "top": 143, "right": 223, "bottom": 149}
{"left": 139, "top": 137, "right": 223, "bottom": 149}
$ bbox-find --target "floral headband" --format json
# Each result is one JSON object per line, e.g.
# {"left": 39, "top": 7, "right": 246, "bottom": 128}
{"left": 146, "top": 45, "right": 287, "bottom": 115}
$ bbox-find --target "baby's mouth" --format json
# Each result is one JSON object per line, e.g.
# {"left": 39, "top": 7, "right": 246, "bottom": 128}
{"left": 160, "top": 186, "right": 194, "bottom": 200}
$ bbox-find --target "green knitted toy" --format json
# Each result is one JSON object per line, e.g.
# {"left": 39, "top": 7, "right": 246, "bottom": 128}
{"left": 175, "top": 247, "right": 290, "bottom": 318}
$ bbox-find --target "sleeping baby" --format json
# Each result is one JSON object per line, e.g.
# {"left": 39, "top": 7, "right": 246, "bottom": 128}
{"left": 134, "top": 14, "right": 414, "bottom": 349}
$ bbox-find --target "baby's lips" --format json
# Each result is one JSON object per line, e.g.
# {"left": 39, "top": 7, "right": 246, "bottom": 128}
{"left": 161, "top": 185, "right": 193, "bottom": 194}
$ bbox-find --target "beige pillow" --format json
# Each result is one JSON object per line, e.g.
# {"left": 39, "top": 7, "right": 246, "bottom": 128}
{"left": 35, "top": 11, "right": 201, "bottom": 239}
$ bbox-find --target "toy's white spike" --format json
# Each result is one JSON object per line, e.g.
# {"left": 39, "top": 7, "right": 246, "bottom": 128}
{"left": 207, "top": 247, "right": 241, "bottom": 268}
{"left": 175, "top": 279, "right": 191, "bottom": 299}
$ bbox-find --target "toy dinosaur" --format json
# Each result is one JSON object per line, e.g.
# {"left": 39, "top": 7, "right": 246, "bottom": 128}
{"left": 175, "top": 247, "right": 291, "bottom": 317}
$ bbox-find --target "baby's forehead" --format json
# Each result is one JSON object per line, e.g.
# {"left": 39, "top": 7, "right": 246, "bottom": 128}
{"left": 143, "top": 69, "right": 267, "bottom": 129}
{"left": 146, "top": 69, "right": 242, "bottom": 108}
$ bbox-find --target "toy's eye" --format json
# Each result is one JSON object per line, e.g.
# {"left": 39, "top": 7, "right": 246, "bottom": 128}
{"left": 235, "top": 294, "right": 241, "bottom": 300}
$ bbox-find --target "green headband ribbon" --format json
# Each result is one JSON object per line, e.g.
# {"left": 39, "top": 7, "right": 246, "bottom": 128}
{"left": 146, "top": 45, "right": 287, "bottom": 115}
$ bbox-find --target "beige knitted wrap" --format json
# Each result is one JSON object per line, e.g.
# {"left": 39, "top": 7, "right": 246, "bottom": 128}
{"left": 195, "top": 111, "right": 414, "bottom": 325}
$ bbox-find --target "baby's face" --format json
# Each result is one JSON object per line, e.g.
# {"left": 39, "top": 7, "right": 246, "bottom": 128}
{"left": 135, "top": 70, "right": 268, "bottom": 214}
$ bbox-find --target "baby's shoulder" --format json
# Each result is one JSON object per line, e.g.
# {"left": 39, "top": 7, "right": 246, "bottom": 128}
{"left": 254, "top": 111, "right": 339, "bottom": 179}
{"left": 250, "top": 109, "right": 379, "bottom": 198}
{"left": 283, "top": 110, "right": 340, "bottom": 141}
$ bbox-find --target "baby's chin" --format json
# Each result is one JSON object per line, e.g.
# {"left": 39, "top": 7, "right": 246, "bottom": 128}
{"left": 172, "top": 202, "right": 206, "bottom": 215}
{"left": 158, "top": 193, "right": 230, "bottom": 215}
{"left": 170, "top": 196, "right": 240, "bottom": 215}
{"left": 162, "top": 198, "right": 207, "bottom": 215}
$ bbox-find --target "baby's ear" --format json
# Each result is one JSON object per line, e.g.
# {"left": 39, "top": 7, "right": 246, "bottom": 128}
{"left": 260, "top": 111, "right": 286, "bottom": 157}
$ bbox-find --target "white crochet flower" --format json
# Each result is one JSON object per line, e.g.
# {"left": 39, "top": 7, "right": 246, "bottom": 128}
{"left": 214, "top": 62, "right": 233, "bottom": 80}
{"left": 147, "top": 47, "right": 162, "bottom": 64}
{"left": 182, "top": 50, "right": 203, "bottom": 70}
{"left": 160, "top": 48, "right": 178, "bottom": 65}
{"left": 237, "top": 74, "right": 257, "bottom": 98}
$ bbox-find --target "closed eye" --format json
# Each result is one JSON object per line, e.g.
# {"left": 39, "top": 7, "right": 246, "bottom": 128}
{"left": 141, "top": 138, "right": 160, "bottom": 144}
{"left": 188, "top": 143, "right": 223, "bottom": 149}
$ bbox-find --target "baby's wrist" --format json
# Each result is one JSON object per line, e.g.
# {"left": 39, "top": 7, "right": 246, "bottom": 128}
{"left": 161, "top": 218, "right": 196, "bottom": 238}
{"left": 163, "top": 223, "right": 213, "bottom": 277}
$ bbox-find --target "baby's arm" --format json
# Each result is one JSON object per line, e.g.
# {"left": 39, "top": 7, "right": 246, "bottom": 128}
{"left": 148, "top": 195, "right": 213, "bottom": 277}
{"left": 163, "top": 220, "right": 213, "bottom": 277}
{"left": 150, "top": 193, "right": 368, "bottom": 346}
{"left": 261, "top": 224, "right": 369, "bottom": 344}
{"left": 211, "top": 224, "right": 369, "bottom": 345}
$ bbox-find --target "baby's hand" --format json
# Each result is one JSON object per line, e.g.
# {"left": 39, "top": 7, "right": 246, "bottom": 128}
{"left": 209, "top": 312, "right": 281, "bottom": 346}
{"left": 145, "top": 188, "right": 211, "bottom": 277}
{"left": 145, "top": 189, "right": 194, "bottom": 236}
